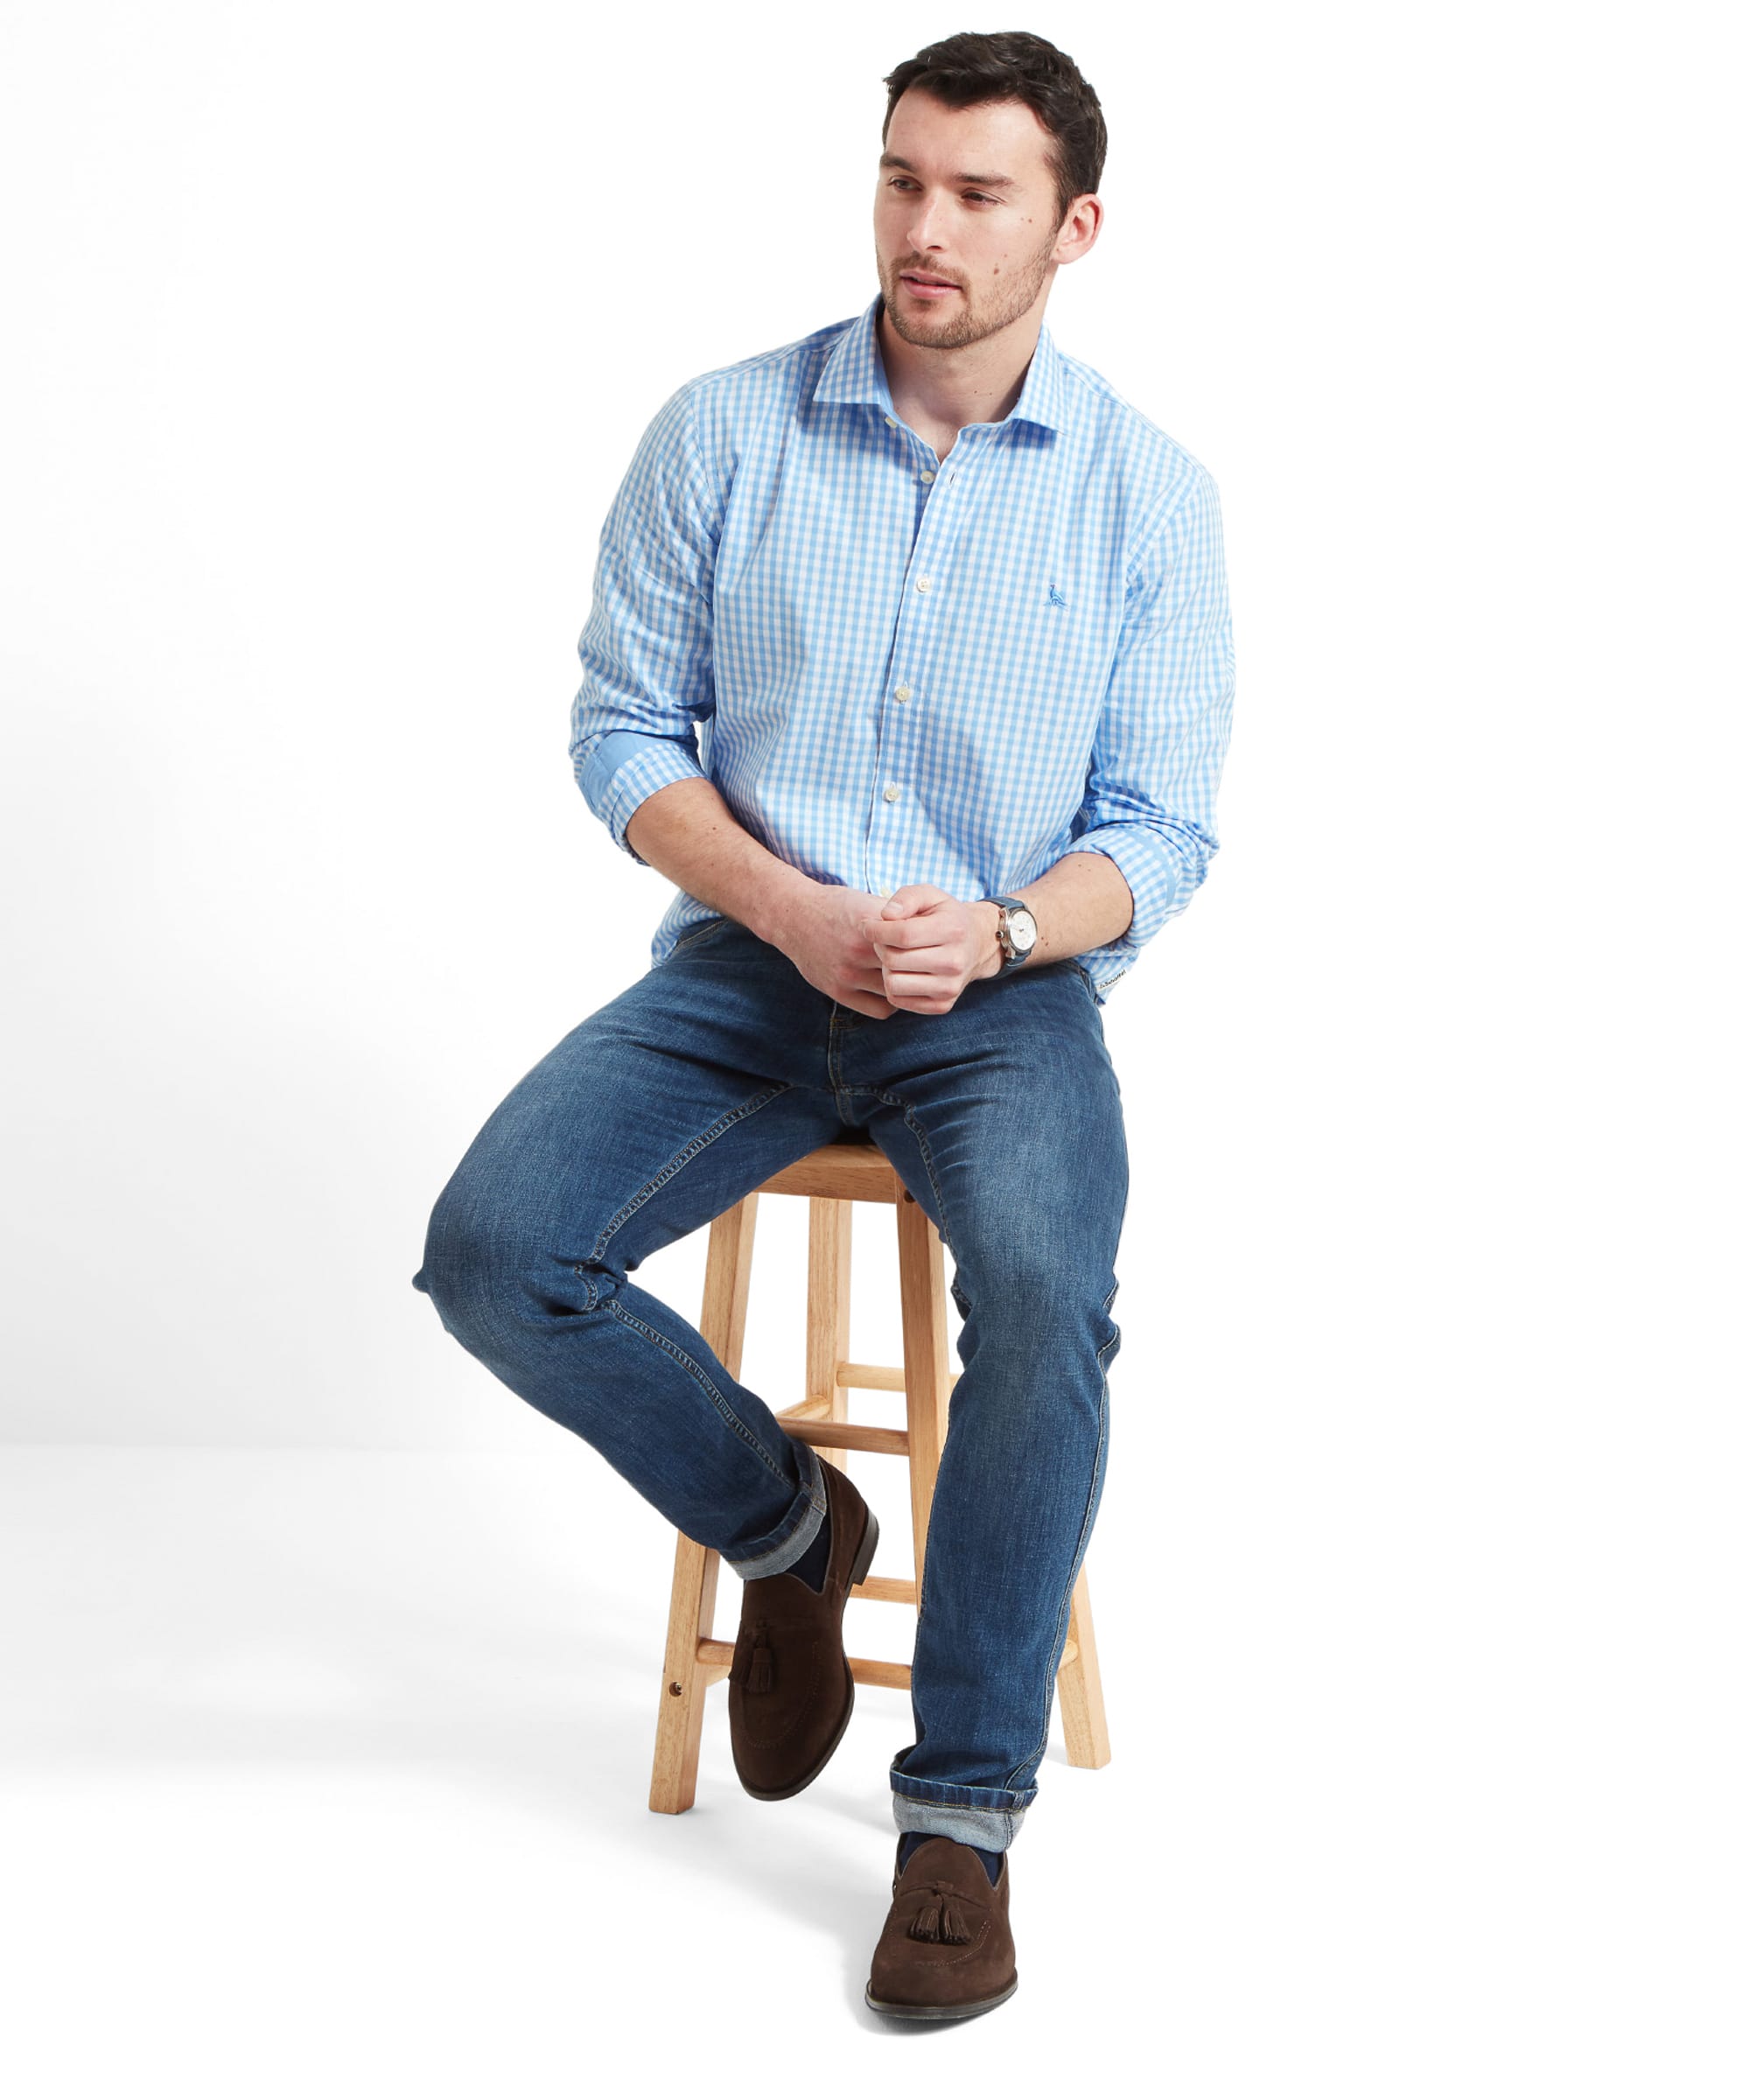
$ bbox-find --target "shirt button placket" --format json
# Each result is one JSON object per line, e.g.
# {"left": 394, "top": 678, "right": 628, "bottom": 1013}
{"left": 883, "top": 429, "right": 954, "bottom": 897}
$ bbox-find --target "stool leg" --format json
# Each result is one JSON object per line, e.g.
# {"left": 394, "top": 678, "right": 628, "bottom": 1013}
{"left": 649, "top": 1534, "right": 722, "bottom": 1813}
{"left": 893, "top": 1186, "right": 951, "bottom": 1606}
{"left": 807, "top": 1194, "right": 854, "bottom": 1464}
{"left": 648, "top": 1192, "right": 760, "bottom": 1815}
{"left": 1056, "top": 1565, "right": 1113, "bottom": 1768}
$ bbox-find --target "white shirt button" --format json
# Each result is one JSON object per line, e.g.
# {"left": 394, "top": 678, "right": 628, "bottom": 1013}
{"left": 915, "top": 575, "right": 931, "bottom": 594}
{"left": 878, "top": 886, "right": 895, "bottom": 900}
{"left": 884, "top": 415, "right": 897, "bottom": 429}
{"left": 894, "top": 683, "right": 911, "bottom": 702}
{"left": 884, "top": 782, "right": 901, "bottom": 802}
{"left": 920, "top": 470, "right": 935, "bottom": 483}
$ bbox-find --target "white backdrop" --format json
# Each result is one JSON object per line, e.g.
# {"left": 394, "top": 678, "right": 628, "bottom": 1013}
{"left": 2, "top": 2, "right": 1736, "bottom": 2090}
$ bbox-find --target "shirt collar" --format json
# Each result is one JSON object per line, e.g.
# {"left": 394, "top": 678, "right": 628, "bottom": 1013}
{"left": 813, "top": 291, "right": 1068, "bottom": 434}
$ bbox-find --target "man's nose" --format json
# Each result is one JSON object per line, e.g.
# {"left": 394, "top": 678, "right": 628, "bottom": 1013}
{"left": 905, "top": 192, "right": 948, "bottom": 249}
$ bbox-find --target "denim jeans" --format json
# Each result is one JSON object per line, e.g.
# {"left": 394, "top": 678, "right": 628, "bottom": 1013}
{"left": 411, "top": 915, "right": 1127, "bottom": 1851}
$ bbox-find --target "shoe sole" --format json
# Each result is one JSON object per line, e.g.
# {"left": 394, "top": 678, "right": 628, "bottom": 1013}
{"left": 737, "top": 1503, "right": 880, "bottom": 1802}
{"left": 864, "top": 1975, "right": 1019, "bottom": 2020}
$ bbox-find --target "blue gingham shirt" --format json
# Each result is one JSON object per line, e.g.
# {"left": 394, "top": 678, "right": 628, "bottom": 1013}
{"left": 569, "top": 292, "right": 1234, "bottom": 1004}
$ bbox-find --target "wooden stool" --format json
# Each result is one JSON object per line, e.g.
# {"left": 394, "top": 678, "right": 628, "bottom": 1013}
{"left": 648, "top": 1127, "right": 1111, "bottom": 1814}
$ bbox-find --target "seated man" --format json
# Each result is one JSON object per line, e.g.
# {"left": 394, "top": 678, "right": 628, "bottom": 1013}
{"left": 413, "top": 27, "right": 1235, "bottom": 2022}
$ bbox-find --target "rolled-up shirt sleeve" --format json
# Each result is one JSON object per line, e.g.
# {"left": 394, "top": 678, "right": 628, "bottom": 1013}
{"left": 568, "top": 383, "right": 719, "bottom": 865}
{"left": 1060, "top": 464, "right": 1236, "bottom": 948}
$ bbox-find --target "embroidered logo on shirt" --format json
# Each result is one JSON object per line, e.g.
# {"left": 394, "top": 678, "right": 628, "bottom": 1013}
{"left": 1046, "top": 584, "right": 1068, "bottom": 608}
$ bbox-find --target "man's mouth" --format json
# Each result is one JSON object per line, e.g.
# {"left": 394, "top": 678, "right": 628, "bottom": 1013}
{"left": 901, "top": 272, "right": 961, "bottom": 298}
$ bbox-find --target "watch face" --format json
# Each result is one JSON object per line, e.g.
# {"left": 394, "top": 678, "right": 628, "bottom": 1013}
{"left": 1010, "top": 908, "right": 1038, "bottom": 951}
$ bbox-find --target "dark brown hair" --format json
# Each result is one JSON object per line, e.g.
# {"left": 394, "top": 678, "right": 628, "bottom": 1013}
{"left": 882, "top": 31, "right": 1107, "bottom": 229}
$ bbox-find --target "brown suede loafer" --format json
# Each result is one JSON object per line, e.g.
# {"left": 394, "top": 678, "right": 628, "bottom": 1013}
{"left": 727, "top": 1457, "right": 878, "bottom": 1800}
{"left": 864, "top": 1837, "right": 1018, "bottom": 2020}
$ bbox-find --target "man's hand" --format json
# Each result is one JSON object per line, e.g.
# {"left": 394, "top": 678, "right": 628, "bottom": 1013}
{"left": 770, "top": 882, "right": 999, "bottom": 1018}
{"left": 773, "top": 884, "right": 909, "bottom": 1018}
{"left": 862, "top": 886, "right": 1001, "bottom": 1015}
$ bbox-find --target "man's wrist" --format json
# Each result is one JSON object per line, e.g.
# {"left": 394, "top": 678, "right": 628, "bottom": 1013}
{"left": 975, "top": 898, "right": 1006, "bottom": 978}
{"left": 749, "top": 864, "right": 820, "bottom": 949}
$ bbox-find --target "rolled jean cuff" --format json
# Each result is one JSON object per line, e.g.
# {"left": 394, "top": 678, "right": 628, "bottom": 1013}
{"left": 890, "top": 1771, "right": 1037, "bottom": 1852}
{"left": 724, "top": 1436, "right": 827, "bottom": 1582}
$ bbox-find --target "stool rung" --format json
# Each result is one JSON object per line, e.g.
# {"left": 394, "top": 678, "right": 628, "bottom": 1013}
{"left": 786, "top": 1420, "right": 910, "bottom": 1456}
{"left": 696, "top": 1639, "right": 912, "bottom": 1691}
{"left": 847, "top": 1656, "right": 914, "bottom": 1691}
{"left": 839, "top": 1360, "right": 960, "bottom": 1392}
{"left": 777, "top": 1396, "right": 836, "bottom": 1421}
{"left": 694, "top": 1634, "right": 1078, "bottom": 1689}
{"left": 839, "top": 1361, "right": 905, "bottom": 1392}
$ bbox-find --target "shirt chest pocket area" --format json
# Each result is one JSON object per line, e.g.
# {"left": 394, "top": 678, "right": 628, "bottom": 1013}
{"left": 955, "top": 570, "right": 1119, "bottom": 713}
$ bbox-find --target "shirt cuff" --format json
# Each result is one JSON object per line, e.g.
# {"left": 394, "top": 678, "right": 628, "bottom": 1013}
{"left": 1058, "top": 826, "right": 1181, "bottom": 948}
{"left": 580, "top": 734, "right": 709, "bottom": 866}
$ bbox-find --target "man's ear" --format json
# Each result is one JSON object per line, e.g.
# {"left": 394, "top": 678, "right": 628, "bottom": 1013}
{"left": 1053, "top": 192, "right": 1103, "bottom": 268}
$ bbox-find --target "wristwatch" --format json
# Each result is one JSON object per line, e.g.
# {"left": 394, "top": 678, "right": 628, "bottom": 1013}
{"left": 985, "top": 894, "right": 1040, "bottom": 975}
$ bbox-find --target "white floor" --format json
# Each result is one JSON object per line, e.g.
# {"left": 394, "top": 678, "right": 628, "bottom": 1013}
{"left": 2, "top": 1448, "right": 1729, "bottom": 2098}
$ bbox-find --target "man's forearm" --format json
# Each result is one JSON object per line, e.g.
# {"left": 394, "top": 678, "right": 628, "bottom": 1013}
{"left": 966, "top": 849, "right": 1135, "bottom": 974}
{"left": 624, "top": 775, "right": 1132, "bottom": 970}
{"left": 623, "top": 777, "right": 816, "bottom": 944}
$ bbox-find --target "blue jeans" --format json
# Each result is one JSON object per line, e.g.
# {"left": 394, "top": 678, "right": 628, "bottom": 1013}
{"left": 411, "top": 915, "right": 1127, "bottom": 1850}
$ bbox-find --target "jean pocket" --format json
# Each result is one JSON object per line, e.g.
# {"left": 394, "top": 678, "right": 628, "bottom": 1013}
{"left": 667, "top": 914, "right": 733, "bottom": 957}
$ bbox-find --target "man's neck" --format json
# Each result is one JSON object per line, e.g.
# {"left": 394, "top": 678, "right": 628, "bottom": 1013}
{"left": 875, "top": 301, "right": 1043, "bottom": 458}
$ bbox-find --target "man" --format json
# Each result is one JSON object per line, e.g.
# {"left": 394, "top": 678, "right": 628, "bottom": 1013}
{"left": 414, "top": 29, "right": 1233, "bottom": 2020}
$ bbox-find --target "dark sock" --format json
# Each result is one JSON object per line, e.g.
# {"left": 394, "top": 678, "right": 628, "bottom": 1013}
{"left": 787, "top": 1504, "right": 831, "bottom": 1592}
{"left": 898, "top": 1830, "right": 1004, "bottom": 1886}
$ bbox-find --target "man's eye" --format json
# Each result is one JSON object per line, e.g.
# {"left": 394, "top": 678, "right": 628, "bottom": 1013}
{"left": 885, "top": 178, "right": 997, "bottom": 206}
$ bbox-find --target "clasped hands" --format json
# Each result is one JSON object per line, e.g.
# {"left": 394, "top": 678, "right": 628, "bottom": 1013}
{"left": 783, "top": 882, "right": 1001, "bottom": 1021}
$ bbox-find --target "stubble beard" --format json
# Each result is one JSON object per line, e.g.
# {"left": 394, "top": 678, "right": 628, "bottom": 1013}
{"left": 878, "top": 234, "right": 1057, "bottom": 352}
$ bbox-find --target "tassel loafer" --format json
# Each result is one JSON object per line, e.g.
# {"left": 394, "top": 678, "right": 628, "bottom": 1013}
{"left": 727, "top": 1457, "right": 878, "bottom": 1800}
{"left": 864, "top": 1836, "right": 1018, "bottom": 2020}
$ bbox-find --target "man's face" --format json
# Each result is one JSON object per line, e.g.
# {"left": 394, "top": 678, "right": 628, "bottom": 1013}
{"left": 874, "top": 90, "right": 1074, "bottom": 352}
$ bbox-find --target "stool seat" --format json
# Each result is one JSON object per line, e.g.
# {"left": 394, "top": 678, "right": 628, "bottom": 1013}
{"left": 648, "top": 1130, "right": 1110, "bottom": 1814}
